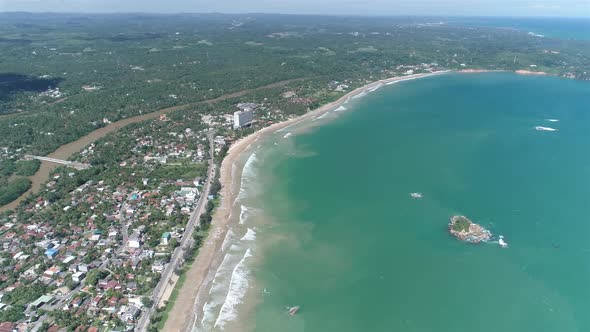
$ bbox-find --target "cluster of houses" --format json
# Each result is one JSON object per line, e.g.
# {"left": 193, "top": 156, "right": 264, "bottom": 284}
{"left": 0, "top": 150, "right": 203, "bottom": 330}
{"left": 0, "top": 212, "right": 147, "bottom": 331}
{"left": 0, "top": 93, "right": 320, "bottom": 330}
{"left": 78, "top": 115, "right": 211, "bottom": 168}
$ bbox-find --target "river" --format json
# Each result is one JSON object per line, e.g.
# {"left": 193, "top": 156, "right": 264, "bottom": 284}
{"left": 0, "top": 77, "right": 307, "bottom": 212}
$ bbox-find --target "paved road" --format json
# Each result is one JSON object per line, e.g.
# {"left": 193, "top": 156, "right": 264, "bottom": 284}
{"left": 135, "top": 131, "right": 216, "bottom": 332}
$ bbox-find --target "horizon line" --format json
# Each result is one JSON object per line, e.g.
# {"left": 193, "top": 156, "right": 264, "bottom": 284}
{"left": 0, "top": 11, "right": 589, "bottom": 19}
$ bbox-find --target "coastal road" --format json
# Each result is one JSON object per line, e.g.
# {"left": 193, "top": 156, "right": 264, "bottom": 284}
{"left": 135, "top": 131, "right": 216, "bottom": 332}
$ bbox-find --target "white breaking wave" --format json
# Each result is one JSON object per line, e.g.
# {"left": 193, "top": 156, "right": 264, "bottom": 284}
{"left": 367, "top": 83, "right": 382, "bottom": 92}
{"left": 546, "top": 119, "right": 559, "bottom": 122}
{"left": 283, "top": 132, "right": 292, "bottom": 139}
{"left": 334, "top": 106, "right": 347, "bottom": 112}
{"left": 214, "top": 248, "right": 253, "bottom": 329}
{"left": 206, "top": 256, "right": 232, "bottom": 298}
{"left": 535, "top": 126, "right": 558, "bottom": 132}
{"left": 237, "top": 153, "right": 258, "bottom": 200}
{"left": 385, "top": 80, "right": 399, "bottom": 85}
{"left": 240, "top": 228, "right": 257, "bottom": 241}
{"left": 317, "top": 112, "right": 330, "bottom": 120}
{"left": 239, "top": 205, "right": 249, "bottom": 225}
{"left": 220, "top": 228, "right": 236, "bottom": 252}
{"left": 200, "top": 301, "right": 216, "bottom": 327}
{"left": 351, "top": 91, "right": 367, "bottom": 99}
{"left": 199, "top": 249, "right": 243, "bottom": 329}
{"left": 242, "top": 152, "right": 257, "bottom": 177}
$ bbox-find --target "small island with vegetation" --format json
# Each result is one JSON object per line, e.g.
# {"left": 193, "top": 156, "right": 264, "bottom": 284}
{"left": 448, "top": 215, "right": 492, "bottom": 243}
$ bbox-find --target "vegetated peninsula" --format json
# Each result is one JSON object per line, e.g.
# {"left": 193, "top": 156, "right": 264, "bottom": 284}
{"left": 448, "top": 215, "right": 492, "bottom": 243}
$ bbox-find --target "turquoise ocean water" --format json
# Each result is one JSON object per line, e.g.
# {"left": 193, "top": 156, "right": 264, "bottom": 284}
{"left": 239, "top": 73, "right": 590, "bottom": 332}
{"left": 450, "top": 17, "right": 590, "bottom": 40}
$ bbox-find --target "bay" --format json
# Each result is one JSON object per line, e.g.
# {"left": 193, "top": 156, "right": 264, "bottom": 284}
{"left": 235, "top": 72, "right": 590, "bottom": 332}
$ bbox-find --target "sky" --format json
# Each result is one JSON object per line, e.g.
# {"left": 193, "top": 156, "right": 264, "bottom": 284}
{"left": 0, "top": 0, "right": 589, "bottom": 17}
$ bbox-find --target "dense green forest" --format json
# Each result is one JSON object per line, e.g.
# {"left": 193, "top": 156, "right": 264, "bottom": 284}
{"left": 0, "top": 177, "right": 31, "bottom": 206}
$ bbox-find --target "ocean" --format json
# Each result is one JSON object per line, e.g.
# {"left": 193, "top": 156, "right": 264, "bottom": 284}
{"left": 198, "top": 72, "right": 590, "bottom": 332}
{"left": 449, "top": 17, "right": 590, "bottom": 40}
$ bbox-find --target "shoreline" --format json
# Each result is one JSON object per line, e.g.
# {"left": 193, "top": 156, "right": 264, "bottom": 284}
{"left": 0, "top": 68, "right": 570, "bottom": 213}
{"left": 162, "top": 70, "right": 450, "bottom": 332}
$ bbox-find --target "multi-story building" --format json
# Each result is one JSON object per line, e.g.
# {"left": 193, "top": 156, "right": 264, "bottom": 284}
{"left": 233, "top": 110, "right": 254, "bottom": 129}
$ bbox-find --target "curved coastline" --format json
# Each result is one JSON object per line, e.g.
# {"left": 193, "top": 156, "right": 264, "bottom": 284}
{"left": 162, "top": 70, "right": 451, "bottom": 332}
{"left": 0, "top": 69, "right": 555, "bottom": 213}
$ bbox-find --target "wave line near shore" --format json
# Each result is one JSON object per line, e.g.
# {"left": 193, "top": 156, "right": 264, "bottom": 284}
{"left": 162, "top": 70, "right": 451, "bottom": 332}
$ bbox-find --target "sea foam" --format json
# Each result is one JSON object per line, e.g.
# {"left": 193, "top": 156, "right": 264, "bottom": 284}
{"left": 239, "top": 205, "right": 249, "bottom": 225}
{"left": 334, "top": 106, "right": 347, "bottom": 112}
{"left": 242, "top": 152, "right": 257, "bottom": 177}
{"left": 237, "top": 153, "right": 258, "bottom": 200}
{"left": 240, "top": 228, "right": 257, "bottom": 241}
{"left": 220, "top": 228, "right": 236, "bottom": 252}
{"left": 351, "top": 91, "right": 367, "bottom": 99}
{"left": 367, "top": 83, "right": 383, "bottom": 92}
{"left": 214, "top": 248, "right": 253, "bottom": 329}
{"left": 199, "top": 249, "right": 242, "bottom": 330}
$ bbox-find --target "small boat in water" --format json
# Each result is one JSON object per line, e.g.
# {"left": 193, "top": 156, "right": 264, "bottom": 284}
{"left": 289, "top": 306, "right": 300, "bottom": 316}
{"left": 498, "top": 235, "right": 508, "bottom": 248}
{"left": 535, "top": 126, "right": 558, "bottom": 132}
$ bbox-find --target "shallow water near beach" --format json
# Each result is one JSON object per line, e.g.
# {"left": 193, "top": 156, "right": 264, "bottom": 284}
{"left": 203, "top": 72, "right": 590, "bottom": 332}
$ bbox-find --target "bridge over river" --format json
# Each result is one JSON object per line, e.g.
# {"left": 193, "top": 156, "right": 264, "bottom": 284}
{"left": 24, "top": 155, "right": 91, "bottom": 170}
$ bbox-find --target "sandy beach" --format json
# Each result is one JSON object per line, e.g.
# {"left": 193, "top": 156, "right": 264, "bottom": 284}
{"left": 458, "top": 69, "right": 507, "bottom": 73}
{"left": 162, "top": 70, "right": 449, "bottom": 332}
{"left": 515, "top": 69, "right": 548, "bottom": 75}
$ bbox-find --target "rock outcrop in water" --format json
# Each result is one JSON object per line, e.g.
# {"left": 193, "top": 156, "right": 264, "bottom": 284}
{"left": 448, "top": 215, "right": 491, "bottom": 243}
